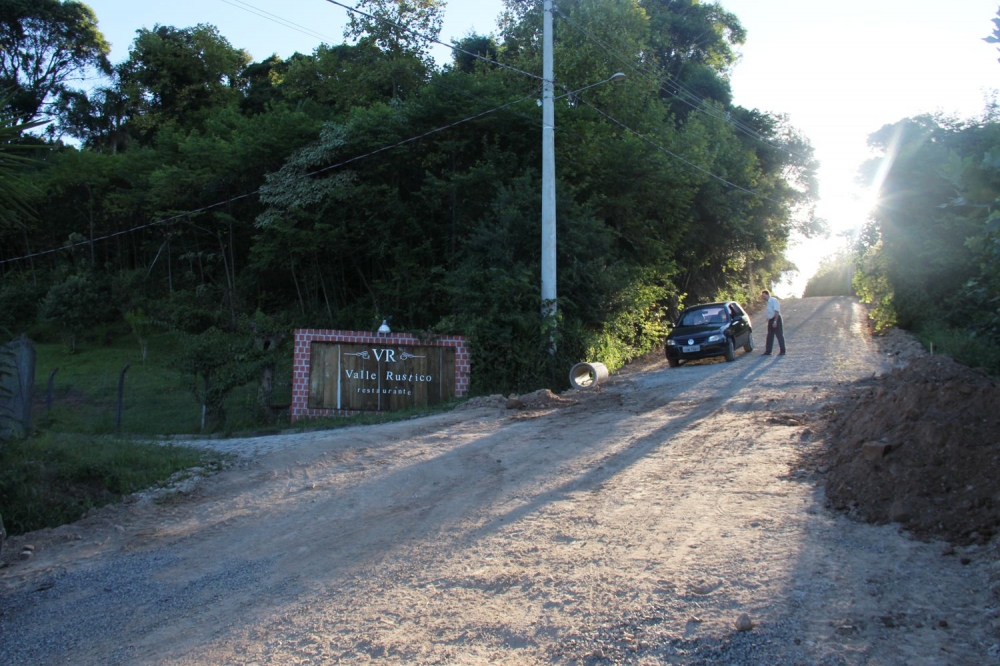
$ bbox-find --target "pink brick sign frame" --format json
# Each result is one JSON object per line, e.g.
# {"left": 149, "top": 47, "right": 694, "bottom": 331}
{"left": 291, "top": 329, "right": 470, "bottom": 421}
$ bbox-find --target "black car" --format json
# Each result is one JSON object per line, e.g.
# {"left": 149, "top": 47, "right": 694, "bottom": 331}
{"left": 664, "top": 301, "right": 754, "bottom": 367}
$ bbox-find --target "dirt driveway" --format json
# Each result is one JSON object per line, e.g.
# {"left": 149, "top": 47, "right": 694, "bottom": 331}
{"left": 1, "top": 296, "right": 996, "bottom": 665}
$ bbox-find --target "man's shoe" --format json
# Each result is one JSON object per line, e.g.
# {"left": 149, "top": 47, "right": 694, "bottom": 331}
{"left": 761, "top": 352, "right": 771, "bottom": 355}
{"left": 779, "top": 351, "right": 786, "bottom": 355}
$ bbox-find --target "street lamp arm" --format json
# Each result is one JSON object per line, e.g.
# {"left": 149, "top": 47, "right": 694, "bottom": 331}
{"left": 553, "top": 73, "right": 627, "bottom": 102}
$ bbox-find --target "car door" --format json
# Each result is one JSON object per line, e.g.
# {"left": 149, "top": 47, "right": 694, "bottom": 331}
{"left": 728, "top": 303, "right": 749, "bottom": 346}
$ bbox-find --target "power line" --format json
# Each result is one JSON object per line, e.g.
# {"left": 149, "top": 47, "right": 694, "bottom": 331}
{"left": 321, "top": 0, "right": 543, "bottom": 82}
{"left": 552, "top": 4, "right": 811, "bottom": 161}
{"left": 4, "top": 0, "right": 556, "bottom": 266}
{"left": 322, "top": 0, "right": 787, "bottom": 159}
{"left": 277, "top": 93, "right": 537, "bottom": 182}
{"left": 553, "top": 6, "right": 753, "bottom": 134}
{"left": 3, "top": 0, "right": 797, "bottom": 267}
{"left": 575, "top": 96, "right": 784, "bottom": 205}
{"left": 317, "top": 0, "right": 811, "bottom": 194}
{"left": 0, "top": 94, "right": 538, "bottom": 266}
{"left": 220, "top": 0, "right": 335, "bottom": 45}
{"left": 2, "top": 77, "right": 793, "bottom": 267}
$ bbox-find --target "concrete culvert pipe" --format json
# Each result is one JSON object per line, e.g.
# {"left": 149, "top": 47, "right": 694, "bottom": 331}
{"left": 569, "top": 362, "right": 609, "bottom": 389}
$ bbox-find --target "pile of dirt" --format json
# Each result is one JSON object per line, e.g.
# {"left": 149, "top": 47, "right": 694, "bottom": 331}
{"left": 457, "top": 394, "right": 509, "bottom": 410}
{"left": 818, "top": 337, "right": 1000, "bottom": 546}
{"left": 461, "top": 388, "right": 590, "bottom": 412}
{"left": 507, "top": 388, "right": 582, "bottom": 410}
{"left": 458, "top": 390, "right": 583, "bottom": 412}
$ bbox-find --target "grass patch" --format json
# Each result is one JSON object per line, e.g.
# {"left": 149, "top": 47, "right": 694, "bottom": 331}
{"left": 34, "top": 331, "right": 293, "bottom": 435}
{"left": 914, "top": 323, "right": 1000, "bottom": 376}
{"left": 5, "top": 330, "right": 469, "bottom": 536}
{"left": 0, "top": 433, "right": 229, "bottom": 536}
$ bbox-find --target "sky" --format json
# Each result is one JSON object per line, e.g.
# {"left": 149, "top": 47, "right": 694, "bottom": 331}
{"left": 720, "top": 0, "right": 1000, "bottom": 296}
{"left": 81, "top": 0, "right": 1000, "bottom": 297}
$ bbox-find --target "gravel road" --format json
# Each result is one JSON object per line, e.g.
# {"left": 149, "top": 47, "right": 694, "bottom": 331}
{"left": 1, "top": 295, "right": 996, "bottom": 665}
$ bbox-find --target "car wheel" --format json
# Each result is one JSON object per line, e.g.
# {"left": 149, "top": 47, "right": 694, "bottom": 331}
{"left": 724, "top": 337, "right": 736, "bottom": 362}
{"left": 668, "top": 357, "right": 680, "bottom": 368}
{"left": 743, "top": 330, "right": 754, "bottom": 353}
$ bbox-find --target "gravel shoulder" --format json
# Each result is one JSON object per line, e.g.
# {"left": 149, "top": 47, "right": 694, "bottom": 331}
{"left": 1, "top": 295, "right": 996, "bottom": 665}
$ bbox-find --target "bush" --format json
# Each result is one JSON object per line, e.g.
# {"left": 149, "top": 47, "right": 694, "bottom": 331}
{"left": 915, "top": 323, "right": 1000, "bottom": 377}
{"left": 804, "top": 254, "right": 855, "bottom": 297}
{"left": 39, "top": 271, "right": 110, "bottom": 352}
{"left": 0, "top": 272, "right": 48, "bottom": 334}
{"left": 154, "top": 290, "right": 224, "bottom": 333}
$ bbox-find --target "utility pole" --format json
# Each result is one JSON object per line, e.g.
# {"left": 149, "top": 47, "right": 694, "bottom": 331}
{"left": 541, "top": 0, "right": 557, "bottom": 349}
{"left": 539, "top": 4, "right": 623, "bottom": 352}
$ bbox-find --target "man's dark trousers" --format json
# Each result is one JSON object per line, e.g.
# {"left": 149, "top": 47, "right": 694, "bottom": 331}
{"left": 765, "top": 315, "right": 786, "bottom": 354}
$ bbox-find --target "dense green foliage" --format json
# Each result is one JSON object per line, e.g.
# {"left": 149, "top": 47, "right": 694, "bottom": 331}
{"left": 853, "top": 108, "right": 1000, "bottom": 373}
{"left": 849, "top": 8, "right": 1000, "bottom": 368}
{"left": 2, "top": 0, "right": 820, "bottom": 406}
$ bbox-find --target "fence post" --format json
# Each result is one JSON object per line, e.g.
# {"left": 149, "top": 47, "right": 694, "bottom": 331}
{"left": 1, "top": 335, "right": 35, "bottom": 438}
{"left": 116, "top": 364, "right": 130, "bottom": 432}
{"left": 46, "top": 368, "right": 59, "bottom": 412}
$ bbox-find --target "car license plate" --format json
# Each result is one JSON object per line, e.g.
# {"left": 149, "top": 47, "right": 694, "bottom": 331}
{"left": 682, "top": 345, "right": 700, "bottom": 353}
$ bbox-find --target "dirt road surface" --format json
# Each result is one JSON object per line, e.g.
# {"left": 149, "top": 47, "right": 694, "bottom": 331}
{"left": 1, "top": 296, "right": 996, "bottom": 665}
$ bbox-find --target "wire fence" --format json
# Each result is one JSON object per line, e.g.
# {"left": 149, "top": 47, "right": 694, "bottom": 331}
{"left": 33, "top": 361, "right": 294, "bottom": 437}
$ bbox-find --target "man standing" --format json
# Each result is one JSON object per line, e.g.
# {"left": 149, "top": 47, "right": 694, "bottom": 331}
{"left": 761, "top": 289, "right": 786, "bottom": 356}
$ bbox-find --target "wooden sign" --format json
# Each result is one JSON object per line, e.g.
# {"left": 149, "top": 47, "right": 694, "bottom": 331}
{"left": 308, "top": 342, "right": 456, "bottom": 412}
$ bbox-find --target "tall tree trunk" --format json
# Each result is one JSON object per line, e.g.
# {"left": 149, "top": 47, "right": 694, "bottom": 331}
{"left": 290, "top": 261, "right": 306, "bottom": 315}
{"left": 227, "top": 220, "right": 238, "bottom": 323}
{"left": 257, "top": 363, "right": 275, "bottom": 422}
{"left": 200, "top": 375, "right": 211, "bottom": 432}
{"left": 217, "top": 232, "right": 237, "bottom": 328}
{"left": 20, "top": 223, "right": 35, "bottom": 278}
{"left": 167, "top": 235, "right": 173, "bottom": 293}
{"left": 315, "top": 255, "right": 334, "bottom": 323}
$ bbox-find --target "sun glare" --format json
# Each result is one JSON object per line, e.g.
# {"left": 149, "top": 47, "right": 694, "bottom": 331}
{"left": 779, "top": 180, "right": 879, "bottom": 298}
{"left": 867, "top": 123, "right": 905, "bottom": 206}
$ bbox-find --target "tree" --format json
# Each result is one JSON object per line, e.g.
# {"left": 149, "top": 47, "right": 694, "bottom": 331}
{"left": 0, "top": 0, "right": 110, "bottom": 125}
{"left": 985, "top": 7, "right": 1000, "bottom": 63}
{"left": 124, "top": 309, "right": 155, "bottom": 363}
{"left": 19, "top": 143, "right": 113, "bottom": 262}
{"left": 938, "top": 145, "right": 1000, "bottom": 345}
{"left": 854, "top": 114, "right": 1000, "bottom": 334}
{"left": 450, "top": 34, "right": 499, "bottom": 73}
{"left": 174, "top": 315, "right": 282, "bottom": 431}
{"left": 115, "top": 24, "right": 251, "bottom": 142}
{"left": 344, "top": 0, "right": 445, "bottom": 61}
{"left": 0, "top": 101, "right": 46, "bottom": 227}
{"left": 278, "top": 42, "right": 427, "bottom": 113}
{"left": 175, "top": 326, "right": 256, "bottom": 431}
{"left": 641, "top": 0, "right": 746, "bottom": 75}
{"left": 638, "top": 0, "right": 745, "bottom": 116}
{"left": 55, "top": 82, "right": 132, "bottom": 151}
{"left": 242, "top": 310, "right": 288, "bottom": 421}
{"left": 39, "top": 270, "right": 109, "bottom": 352}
